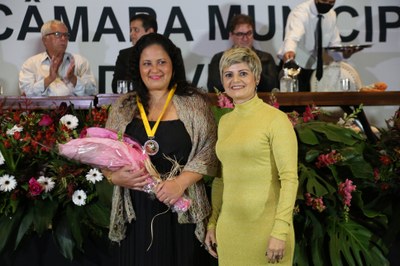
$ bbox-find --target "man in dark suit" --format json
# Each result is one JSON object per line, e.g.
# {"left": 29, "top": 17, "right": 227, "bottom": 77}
{"left": 111, "top": 14, "right": 157, "bottom": 93}
{"left": 207, "top": 14, "right": 278, "bottom": 93}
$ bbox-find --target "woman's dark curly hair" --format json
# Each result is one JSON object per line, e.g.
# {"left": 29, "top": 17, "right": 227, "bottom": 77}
{"left": 130, "top": 33, "right": 197, "bottom": 111}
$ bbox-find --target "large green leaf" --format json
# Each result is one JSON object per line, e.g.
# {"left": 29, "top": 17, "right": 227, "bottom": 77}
{"left": 14, "top": 206, "right": 34, "bottom": 250}
{"left": 85, "top": 201, "right": 110, "bottom": 228}
{"left": 306, "top": 209, "right": 326, "bottom": 265}
{"left": 296, "top": 125, "right": 319, "bottom": 145}
{"left": 0, "top": 207, "right": 23, "bottom": 253}
{"left": 351, "top": 191, "right": 388, "bottom": 231}
{"left": 53, "top": 213, "right": 75, "bottom": 260}
{"left": 211, "top": 106, "right": 232, "bottom": 124}
{"left": 304, "top": 149, "right": 321, "bottom": 163}
{"left": 327, "top": 217, "right": 389, "bottom": 266}
{"left": 313, "top": 123, "right": 362, "bottom": 145}
{"left": 66, "top": 205, "right": 84, "bottom": 251}
{"left": 95, "top": 180, "right": 113, "bottom": 207}
{"left": 298, "top": 122, "right": 362, "bottom": 146}
{"left": 32, "top": 199, "right": 58, "bottom": 235}
{"left": 299, "top": 164, "right": 336, "bottom": 196}
{"left": 294, "top": 241, "right": 310, "bottom": 266}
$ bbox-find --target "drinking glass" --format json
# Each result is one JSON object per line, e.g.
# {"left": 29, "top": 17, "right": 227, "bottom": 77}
{"left": 340, "top": 78, "right": 350, "bottom": 91}
{"left": 117, "top": 80, "right": 128, "bottom": 94}
{"left": 283, "top": 59, "right": 301, "bottom": 77}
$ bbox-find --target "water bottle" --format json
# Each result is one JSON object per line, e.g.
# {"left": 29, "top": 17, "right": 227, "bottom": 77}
{"left": 280, "top": 68, "right": 293, "bottom": 92}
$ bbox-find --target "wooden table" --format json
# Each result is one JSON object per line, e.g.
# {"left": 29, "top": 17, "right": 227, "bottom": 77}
{"left": 2, "top": 91, "right": 399, "bottom": 142}
{"left": 251, "top": 91, "right": 400, "bottom": 143}
{"left": 0, "top": 96, "right": 95, "bottom": 110}
{"left": 207, "top": 91, "right": 400, "bottom": 106}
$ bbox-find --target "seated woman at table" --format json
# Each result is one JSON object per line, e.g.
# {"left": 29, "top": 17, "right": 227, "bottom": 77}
{"left": 102, "top": 33, "right": 218, "bottom": 266}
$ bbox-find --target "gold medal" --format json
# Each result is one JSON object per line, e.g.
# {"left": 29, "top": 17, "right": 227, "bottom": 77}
{"left": 144, "top": 139, "right": 159, "bottom": 156}
{"left": 136, "top": 85, "right": 176, "bottom": 156}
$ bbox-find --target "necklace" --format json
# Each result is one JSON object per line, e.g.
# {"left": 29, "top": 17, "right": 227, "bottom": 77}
{"left": 136, "top": 85, "right": 177, "bottom": 155}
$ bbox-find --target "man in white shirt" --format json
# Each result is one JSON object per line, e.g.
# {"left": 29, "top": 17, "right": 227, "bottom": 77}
{"left": 19, "top": 20, "right": 97, "bottom": 96}
{"left": 278, "top": 0, "right": 360, "bottom": 91}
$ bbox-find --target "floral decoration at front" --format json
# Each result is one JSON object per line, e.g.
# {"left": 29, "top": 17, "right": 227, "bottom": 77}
{"left": 0, "top": 102, "right": 112, "bottom": 260}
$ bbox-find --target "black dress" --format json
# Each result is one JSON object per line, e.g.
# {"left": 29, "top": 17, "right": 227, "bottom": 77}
{"left": 117, "top": 118, "right": 210, "bottom": 266}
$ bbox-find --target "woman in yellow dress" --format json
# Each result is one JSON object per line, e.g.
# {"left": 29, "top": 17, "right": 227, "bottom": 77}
{"left": 205, "top": 47, "right": 299, "bottom": 265}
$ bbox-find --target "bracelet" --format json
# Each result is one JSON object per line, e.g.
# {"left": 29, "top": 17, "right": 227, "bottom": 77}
{"left": 105, "top": 172, "right": 114, "bottom": 184}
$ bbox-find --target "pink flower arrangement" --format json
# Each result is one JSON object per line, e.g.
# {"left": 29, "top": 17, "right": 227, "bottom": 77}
{"left": 302, "top": 105, "right": 319, "bottom": 122}
{"left": 217, "top": 94, "right": 234, "bottom": 108}
{"left": 214, "top": 88, "right": 234, "bottom": 109}
{"left": 268, "top": 93, "right": 280, "bottom": 109}
{"left": 59, "top": 127, "right": 191, "bottom": 212}
{"left": 338, "top": 179, "right": 357, "bottom": 207}
{"left": 315, "top": 150, "right": 341, "bottom": 168}
{"left": 305, "top": 193, "right": 326, "bottom": 212}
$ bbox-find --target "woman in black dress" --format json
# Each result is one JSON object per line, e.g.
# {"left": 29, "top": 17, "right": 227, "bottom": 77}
{"left": 103, "top": 33, "right": 218, "bottom": 266}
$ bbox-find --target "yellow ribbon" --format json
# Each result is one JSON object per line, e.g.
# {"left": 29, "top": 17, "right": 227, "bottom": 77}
{"left": 136, "top": 85, "right": 177, "bottom": 139}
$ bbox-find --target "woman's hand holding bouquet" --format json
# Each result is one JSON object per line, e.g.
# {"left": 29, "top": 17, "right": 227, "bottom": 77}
{"left": 58, "top": 127, "right": 191, "bottom": 212}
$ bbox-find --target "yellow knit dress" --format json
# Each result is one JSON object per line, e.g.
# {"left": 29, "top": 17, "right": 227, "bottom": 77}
{"left": 208, "top": 95, "right": 299, "bottom": 266}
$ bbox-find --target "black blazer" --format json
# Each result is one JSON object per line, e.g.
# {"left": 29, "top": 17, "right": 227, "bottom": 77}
{"left": 111, "top": 47, "right": 134, "bottom": 93}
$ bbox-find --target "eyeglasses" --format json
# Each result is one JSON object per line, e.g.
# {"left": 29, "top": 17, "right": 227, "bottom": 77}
{"left": 232, "top": 30, "right": 253, "bottom": 38}
{"left": 45, "top": 32, "right": 70, "bottom": 39}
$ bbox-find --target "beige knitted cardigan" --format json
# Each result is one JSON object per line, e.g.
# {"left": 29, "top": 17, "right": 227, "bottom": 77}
{"left": 105, "top": 91, "right": 218, "bottom": 244}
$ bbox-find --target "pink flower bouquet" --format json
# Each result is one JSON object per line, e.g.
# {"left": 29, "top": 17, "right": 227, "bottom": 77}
{"left": 58, "top": 127, "right": 190, "bottom": 212}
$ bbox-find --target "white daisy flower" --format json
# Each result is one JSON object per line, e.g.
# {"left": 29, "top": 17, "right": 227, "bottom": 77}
{"left": 72, "top": 189, "right": 87, "bottom": 206}
{"left": 37, "top": 176, "right": 55, "bottom": 192}
{"left": 0, "top": 151, "right": 5, "bottom": 165}
{"left": 6, "top": 125, "right": 23, "bottom": 135}
{"left": 86, "top": 168, "right": 103, "bottom": 184}
{"left": 0, "top": 174, "right": 17, "bottom": 192}
{"left": 60, "top": 114, "right": 79, "bottom": 130}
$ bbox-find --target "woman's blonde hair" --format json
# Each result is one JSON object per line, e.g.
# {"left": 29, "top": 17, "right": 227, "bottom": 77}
{"left": 219, "top": 47, "right": 261, "bottom": 83}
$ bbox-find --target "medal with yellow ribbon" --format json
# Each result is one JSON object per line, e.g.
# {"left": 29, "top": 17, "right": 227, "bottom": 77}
{"left": 136, "top": 85, "right": 177, "bottom": 155}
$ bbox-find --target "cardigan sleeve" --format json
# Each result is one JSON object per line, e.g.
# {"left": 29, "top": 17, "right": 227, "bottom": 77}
{"left": 175, "top": 93, "right": 218, "bottom": 177}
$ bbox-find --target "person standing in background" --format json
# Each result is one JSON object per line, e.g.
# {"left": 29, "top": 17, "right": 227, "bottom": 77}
{"left": 111, "top": 14, "right": 158, "bottom": 93}
{"left": 19, "top": 20, "right": 97, "bottom": 96}
{"left": 277, "top": 0, "right": 361, "bottom": 91}
{"left": 205, "top": 47, "right": 298, "bottom": 265}
{"left": 207, "top": 14, "right": 278, "bottom": 93}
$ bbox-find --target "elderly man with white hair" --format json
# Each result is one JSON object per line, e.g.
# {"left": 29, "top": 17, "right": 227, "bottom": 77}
{"left": 19, "top": 20, "right": 97, "bottom": 96}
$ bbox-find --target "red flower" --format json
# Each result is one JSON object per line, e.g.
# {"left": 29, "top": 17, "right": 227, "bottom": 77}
{"left": 4, "top": 140, "right": 11, "bottom": 148}
{"left": 38, "top": 114, "right": 54, "bottom": 126}
{"left": 13, "top": 131, "right": 21, "bottom": 140}
{"left": 28, "top": 177, "right": 44, "bottom": 196}
{"left": 381, "top": 183, "right": 390, "bottom": 191}
{"left": 22, "top": 146, "right": 31, "bottom": 153}
{"left": 379, "top": 155, "right": 392, "bottom": 165}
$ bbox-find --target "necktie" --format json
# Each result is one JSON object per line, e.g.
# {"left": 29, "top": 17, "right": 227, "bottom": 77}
{"left": 316, "top": 14, "right": 323, "bottom": 81}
